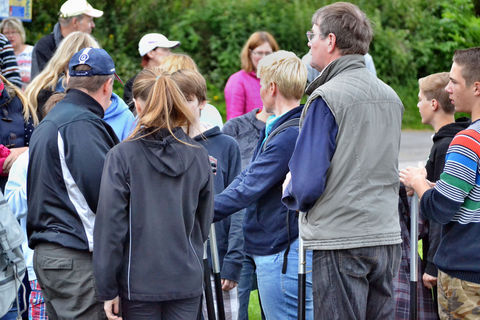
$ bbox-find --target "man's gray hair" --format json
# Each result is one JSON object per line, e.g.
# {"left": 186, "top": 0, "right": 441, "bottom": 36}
{"left": 312, "top": 2, "right": 372, "bottom": 55}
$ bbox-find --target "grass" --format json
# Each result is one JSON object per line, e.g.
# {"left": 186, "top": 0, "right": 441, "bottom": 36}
{"left": 248, "top": 290, "right": 262, "bottom": 319}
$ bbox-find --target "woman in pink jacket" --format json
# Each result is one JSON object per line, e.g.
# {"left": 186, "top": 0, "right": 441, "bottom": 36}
{"left": 224, "top": 31, "right": 278, "bottom": 120}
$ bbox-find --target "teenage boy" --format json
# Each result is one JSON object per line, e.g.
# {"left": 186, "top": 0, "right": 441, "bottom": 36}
{"left": 417, "top": 72, "right": 470, "bottom": 296}
{"left": 214, "top": 51, "right": 313, "bottom": 319}
{"left": 400, "top": 47, "right": 480, "bottom": 319}
{"left": 171, "top": 69, "right": 244, "bottom": 320}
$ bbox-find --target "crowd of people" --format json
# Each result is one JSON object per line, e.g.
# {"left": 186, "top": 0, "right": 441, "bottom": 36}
{"left": 0, "top": 0, "right": 479, "bottom": 319}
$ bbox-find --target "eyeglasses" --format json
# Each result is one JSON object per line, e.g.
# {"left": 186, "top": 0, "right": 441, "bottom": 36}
{"left": 306, "top": 31, "right": 320, "bottom": 42}
{"left": 2, "top": 31, "right": 18, "bottom": 37}
{"left": 250, "top": 50, "right": 272, "bottom": 57}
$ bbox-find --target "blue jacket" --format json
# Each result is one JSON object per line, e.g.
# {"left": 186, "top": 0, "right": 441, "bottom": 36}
{"left": 214, "top": 106, "right": 303, "bottom": 256}
{"left": 103, "top": 93, "right": 135, "bottom": 141}
{"left": 194, "top": 127, "right": 244, "bottom": 282}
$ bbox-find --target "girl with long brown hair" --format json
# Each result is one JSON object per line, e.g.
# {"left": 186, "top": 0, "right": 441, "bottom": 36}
{"left": 93, "top": 68, "right": 214, "bottom": 320}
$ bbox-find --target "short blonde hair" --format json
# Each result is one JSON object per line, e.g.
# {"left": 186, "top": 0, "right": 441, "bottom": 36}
{"left": 418, "top": 72, "right": 453, "bottom": 114}
{"left": 257, "top": 50, "right": 307, "bottom": 100}
{"left": 0, "top": 17, "right": 26, "bottom": 43}
{"left": 240, "top": 31, "right": 279, "bottom": 73}
{"left": 159, "top": 54, "right": 199, "bottom": 73}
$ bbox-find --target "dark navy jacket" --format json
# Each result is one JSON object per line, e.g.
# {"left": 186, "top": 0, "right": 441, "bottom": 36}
{"left": 214, "top": 106, "right": 303, "bottom": 256}
{"left": 194, "top": 127, "right": 244, "bottom": 282}
{"left": 27, "top": 89, "right": 118, "bottom": 251}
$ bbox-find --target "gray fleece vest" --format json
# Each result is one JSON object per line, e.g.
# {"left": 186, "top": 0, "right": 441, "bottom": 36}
{"left": 300, "top": 55, "right": 403, "bottom": 250}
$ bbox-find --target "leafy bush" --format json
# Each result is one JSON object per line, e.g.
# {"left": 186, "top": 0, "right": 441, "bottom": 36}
{"left": 20, "top": 0, "right": 480, "bottom": 127}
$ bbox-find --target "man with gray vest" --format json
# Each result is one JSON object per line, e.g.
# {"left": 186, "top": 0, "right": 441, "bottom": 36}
{"left": 282, "top": 2, "right": 403, "bottom": 319}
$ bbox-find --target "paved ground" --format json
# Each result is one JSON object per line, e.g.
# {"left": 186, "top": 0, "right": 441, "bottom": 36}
{"left": 399, "top": 130, "right": 434, "bottom": 169}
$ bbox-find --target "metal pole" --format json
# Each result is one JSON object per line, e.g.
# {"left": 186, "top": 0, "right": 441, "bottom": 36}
{"left": 209, "top": 224, "right": 226, "bottom": 320}
{"left": 298, "top": 211, "right": 306, "bottom": 320}
{"left": 410, "top": 193, "right": 418, "bottom": 320}
{"left": 203, "top": 242, "right": 216, "bottom": 320}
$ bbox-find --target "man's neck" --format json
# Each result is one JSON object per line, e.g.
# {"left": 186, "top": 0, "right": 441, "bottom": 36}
{"left": 60, "top": 25, "right": 74, "bottom": 38}
{"left": 431, "top": 115, "right": 455, "bottom": 133}
{"left": 274, "top": 98, "right": 300, "bottom": 117}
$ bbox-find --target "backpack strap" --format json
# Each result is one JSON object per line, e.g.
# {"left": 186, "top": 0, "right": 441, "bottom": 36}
{"left": 262, "top": 118, "right": 300, "bottom": 152}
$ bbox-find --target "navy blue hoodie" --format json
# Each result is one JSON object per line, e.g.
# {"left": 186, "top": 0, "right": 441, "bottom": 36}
{"left": 214, "top": 106, "right": 302, "bottom": 256}
{"left": 194, "top": 126, "right": 244, "bottom": 282}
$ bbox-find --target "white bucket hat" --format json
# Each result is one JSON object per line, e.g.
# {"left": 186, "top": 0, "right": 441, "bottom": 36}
{"left": 60, "top": 0, "right": 103, "bottom": 19}
{"left": 138, "top": 33, "right": 180, "bottom": 57}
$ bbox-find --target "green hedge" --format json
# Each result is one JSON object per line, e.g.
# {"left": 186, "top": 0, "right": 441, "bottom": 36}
{"left": 22, "top": 0, "right": 480, "bottom": 128}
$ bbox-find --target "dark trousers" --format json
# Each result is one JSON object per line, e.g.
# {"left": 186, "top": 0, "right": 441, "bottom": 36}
{"left": 312, "top": 244, "right": 401, "bottom": 320}
{"left": 122, "top": 296, "right": 201, "bottom": 320}
{"left": 33, "top": 243, "right": 105, "bottom": 320}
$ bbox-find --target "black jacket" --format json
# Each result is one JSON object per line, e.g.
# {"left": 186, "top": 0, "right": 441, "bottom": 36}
{"left": 93, "top": 128, "right": 214, "bottom": 301}
{"left": 27, "top": 89, "right": 118, "bottom": 251}
{"left": 31, "top": 23, "right": 63, "bottom": 79}
{"left": 423, "top": 117, "right": 470, "bottom": 276}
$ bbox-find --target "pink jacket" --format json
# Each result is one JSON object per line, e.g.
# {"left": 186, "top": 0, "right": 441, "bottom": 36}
{"left": 224, "top": 70, "right": 263, "bottom": 120}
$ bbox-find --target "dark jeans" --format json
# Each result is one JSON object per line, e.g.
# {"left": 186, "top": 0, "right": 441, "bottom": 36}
{"left": 312, "top": 244, "right": 401, "bottom": 320}
{"left": 33, "top": 243, "right": 105, "bottom": 320}
{"left": 122, "top": 296, "right": 201, "bottom": 320}
{"left": 237, "top": 254, "right": 266, "bottom": 320}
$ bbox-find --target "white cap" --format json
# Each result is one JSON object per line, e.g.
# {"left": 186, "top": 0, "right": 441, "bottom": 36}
{"left": 59, "top": 0, "right": 103, "bottom": 19}
{"left": 138, "top": 33, "right": 180, "bottom": 57}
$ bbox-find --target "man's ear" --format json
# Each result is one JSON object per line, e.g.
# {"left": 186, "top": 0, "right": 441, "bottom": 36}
{"left": 473, "top": 81, "right": 480, "bottom": 96}
{"left": 269, "top": 82, "right": 277, "bottom": 95}
{"left": 431, "top": 99, "right": 439, "bottom": 111}
{"left": 327, "top": 33, "right": 337, "bottom": 53}
{"left": 103, "top": 78, "right": 113, "bottom": 94}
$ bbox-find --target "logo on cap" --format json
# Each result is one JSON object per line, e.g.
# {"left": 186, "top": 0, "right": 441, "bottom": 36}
{"left": 79, "top": 53, "right": 89, "bottom": 63}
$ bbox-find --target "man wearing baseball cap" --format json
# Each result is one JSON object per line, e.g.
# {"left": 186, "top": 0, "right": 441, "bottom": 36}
{"left": 31, "top": 0, "right": 103, "bottom": 79}
{"left": 123, "top": 33, "right": 180, "bottom": 110}
{"left": 27, "top": 48, "right": 118, "bottom": 319}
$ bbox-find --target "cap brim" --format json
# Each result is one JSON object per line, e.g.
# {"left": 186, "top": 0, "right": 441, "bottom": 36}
{"left": 165, "top": 41, "right": 180, "bottom": 48}
{"left": 85, "top": 8, "right": 103, "bottom": 18}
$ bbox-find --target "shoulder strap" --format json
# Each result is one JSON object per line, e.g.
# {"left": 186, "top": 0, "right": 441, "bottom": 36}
{"left": 262, "top": 118, "right": 300, "bottom": 152}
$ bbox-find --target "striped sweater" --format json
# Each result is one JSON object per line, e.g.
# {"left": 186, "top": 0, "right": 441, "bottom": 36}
{"left": 0, "top": 34, "right": 22, "bottom": 88}
{"left": 421, "top": 119, "right": 480, "bottom": 284}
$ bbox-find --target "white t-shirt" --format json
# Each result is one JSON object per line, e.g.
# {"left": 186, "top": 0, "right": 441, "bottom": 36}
{"left": 15, "top": 45, "right": 33, "bottom": 88}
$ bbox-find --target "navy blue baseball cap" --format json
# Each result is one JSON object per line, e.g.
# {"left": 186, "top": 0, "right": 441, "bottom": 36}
{"left": 69, "top": 48, "right": 123, "bottom": 84}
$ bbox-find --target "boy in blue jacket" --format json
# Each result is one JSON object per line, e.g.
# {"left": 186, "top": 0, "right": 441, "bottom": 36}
{"left": 214, "top": 51, "right": 313, "bottom": 319}
{"left": 171, "top": 69, "right": 244, "bottom": 320}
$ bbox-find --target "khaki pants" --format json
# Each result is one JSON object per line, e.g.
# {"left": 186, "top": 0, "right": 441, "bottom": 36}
{"left": 438, "top": 270, "right": 480, "bottom": 320}
{"left": 33, "top": 243, "right": 106, "bottom": 320}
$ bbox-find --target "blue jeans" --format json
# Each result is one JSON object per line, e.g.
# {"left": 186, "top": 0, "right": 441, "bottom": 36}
{"left": 253, "top": 239, "right": 313, "bottom": 320}
{"left": 237, "top": 254, "right": 265, "bottom": 320}
{"left": 312, "top": 244, "right": 401, "bottom": 320}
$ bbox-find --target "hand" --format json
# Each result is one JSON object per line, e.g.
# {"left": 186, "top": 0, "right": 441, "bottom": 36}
{"left": 282, "top": 171, "right": 292, "bottom": 193}
{"left": 221, "top": 279, "right": 237, "bottom": 291}
{"left": 2, "top": 147, "right": 27, "bottom": 174}
{"left": 104, "top": 296, "right": 122, "bottom": 320}
{"left": 399, "top": 167, "right": 427, "bottom": 189}
{"left": 405, "top": 185, "right": 414, "bottom": 197}
{"left": 422, "top": 273, "right": 437, "bottom": 289}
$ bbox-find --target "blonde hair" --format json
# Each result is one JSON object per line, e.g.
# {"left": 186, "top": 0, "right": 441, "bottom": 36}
{"left": 130, "top": 68, "right": 196, "bottom": 143}
{"left": 0, "top": 74, "right": 36, "bottom": 125}
{"left": 159, "top": 54, "right": 199, "bottom": 73}
{"left": 240, "top": 31, "right": 279, "bottom": 73}
{"left": 0, "top": 17, "right": 26, "bottom": 43}
{"left": 257, "top": 50, "right": 307, "bottom": 100}
{"left": 25, "top": 32, "right": 99, "bottom": 113}
{"left": 418, "top": 72, "right": 453, "bottom": 114}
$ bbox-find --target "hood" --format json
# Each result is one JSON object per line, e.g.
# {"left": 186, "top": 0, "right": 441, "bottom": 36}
{"left": 53, "top": 22, "right": 63, "bottom": 47}
{"left": 193, "top": 126, "right": 222, "bottom": 141}
{"left": 433, "top": 117, "right": 471, "bottom": 142}
{"left": 104, "top": 93, "right": 129, "bottom": 120}
{"left": 140, "top": 127, "right": 198, "bottom": 177}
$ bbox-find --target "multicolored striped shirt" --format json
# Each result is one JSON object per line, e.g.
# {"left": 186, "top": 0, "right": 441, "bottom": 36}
{"left": 420, "top": 119, "right": 480, "bottom": 284}
{"left": 0, "top": 34, "right": 22, "bottom": 88}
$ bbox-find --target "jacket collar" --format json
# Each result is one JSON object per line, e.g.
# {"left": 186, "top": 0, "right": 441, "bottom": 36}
{"left": 53, "top": 23, "right": 63, "bottom": 47}
{"left": 305, "top": 54, "right": 366, "bottom": 95}
{"left": 63, "top": 89, "right": 105, "bottom": 118}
